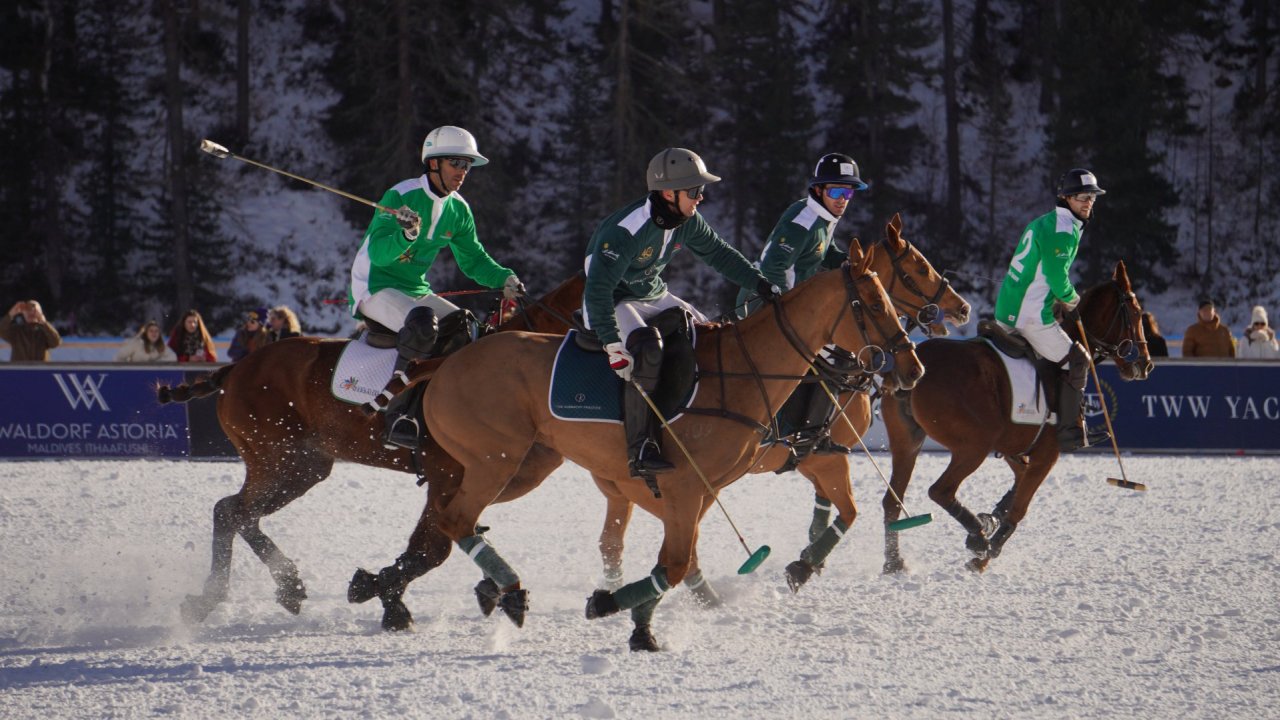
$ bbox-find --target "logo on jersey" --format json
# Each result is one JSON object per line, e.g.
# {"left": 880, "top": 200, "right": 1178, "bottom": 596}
{"left": 638, "top": 247, "right": 655, "bottom": 262}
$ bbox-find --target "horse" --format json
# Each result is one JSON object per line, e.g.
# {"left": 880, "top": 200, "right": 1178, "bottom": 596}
{"left": 158, "top": 273, "right": 585, "bottom": 624}
{"left": 362, "top": 241, "right": 923, "bottom": 651}
{"left": 590, "top": 214, "right": 972, "bottom": 598}
{"left": 877, "top": 260, "right": 1154, "bottom": 574}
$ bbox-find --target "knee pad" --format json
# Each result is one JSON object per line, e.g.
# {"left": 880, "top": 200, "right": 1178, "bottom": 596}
{"left": 432, "top": 309, "right": 477, "bottom": 357}
{"left": 1065, "top": 342, "right": 1088, "bottom": 391}
{"left": 626, "top": 326, "right": 664, "bottom": 389}
{"left": 397, "top": 306, "right": 439, "bottom": 361}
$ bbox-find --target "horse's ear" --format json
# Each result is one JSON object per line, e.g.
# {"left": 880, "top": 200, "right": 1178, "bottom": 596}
{"left": 847, "top": 237, "right": 865, "bottom": 265}
{"left": 889, "top": 212, "right": 903, "bottom": 234}
{"left": 1114, "top": 260, "right": 1130, "bottom": 286}
{"left": 885, "top": 213, "right": 904, "bottom": 247}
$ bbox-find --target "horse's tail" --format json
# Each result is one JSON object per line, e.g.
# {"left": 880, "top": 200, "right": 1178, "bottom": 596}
{"left": 156, "top": 364, "right": 235, "bottom": 404}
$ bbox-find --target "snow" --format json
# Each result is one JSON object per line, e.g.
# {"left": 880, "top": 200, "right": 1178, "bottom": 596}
{"left": 1, "top": 455, "right": 1277, "bottom": 718}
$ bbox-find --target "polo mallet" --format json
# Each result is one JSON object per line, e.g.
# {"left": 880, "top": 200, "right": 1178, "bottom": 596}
{"left": 812, "top": 377, "right": 933, "bottom": 531}
{"left": 1074, "top": 318, "right": 1147, "bottom": 491}
{"left": 199, "top": 139, "right": 399, "bottom": 214}
{"left": 631, "top": 381, "right": 771, "bottom": 574}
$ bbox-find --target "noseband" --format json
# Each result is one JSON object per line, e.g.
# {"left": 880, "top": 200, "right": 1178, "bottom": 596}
{"left": 883, "top": 240, "right": 951, "bottom": 333}
{"left": 1081, "top": 281, "right": 1146, "bottom": 362}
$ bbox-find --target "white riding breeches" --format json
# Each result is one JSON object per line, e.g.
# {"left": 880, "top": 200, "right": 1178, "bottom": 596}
{"left": 586, "top": 291, "right": 707, "bottom": 343}
{"left": 999, "top": 319, "right": 1073, "bottom": 364}
{"left": 358, "top": 288, "right": 460, "bottom": 333}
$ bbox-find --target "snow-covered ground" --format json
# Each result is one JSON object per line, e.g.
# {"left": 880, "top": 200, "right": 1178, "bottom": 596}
{"left": 0, "top": 454, "right": 1276, "bottom": 719}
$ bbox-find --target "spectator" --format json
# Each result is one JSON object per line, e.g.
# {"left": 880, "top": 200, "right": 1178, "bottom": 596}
{"left": 266, "top": 305, "right": 302, "bottom": 342}
{"left": 1, "top": 300, "right": 62, "bottom": 362}
{"left": 1239, "top": 305, "right": 1279, "bottom": 359}
{"left": 1182, "top": 298, "right": 1235, "bottom": 358}
{"left": 115, "top": 320, "right": 178, "bottom": 362}
{"left": 228, "top": 307, "right": 270, "bottom": 361}
{"left": 168, "top": 309, "right": 217, "bottom": 363}
{"left": 1141, "top": 311, "right": 1168, "bottom": 357}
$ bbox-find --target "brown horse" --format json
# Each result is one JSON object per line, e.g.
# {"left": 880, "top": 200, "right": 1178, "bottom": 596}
{"left": 878, "top": 260, "right": 1153, "bottom": 573}
{"left": 374, "top": 242, "right": 922, "bottom": 650}
{"left": 158, "top": 273, "right": 584, "bottom": 624}
{"left": 590, "top": 214, "right": 972, "bottom": 598}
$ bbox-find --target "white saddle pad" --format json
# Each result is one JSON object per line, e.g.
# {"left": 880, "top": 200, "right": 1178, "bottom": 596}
{"left": 983, "top": 339, "right": 1054, "bottom": 426}
{"left": 331, "top": 337, "right": 397, "bottom": 405}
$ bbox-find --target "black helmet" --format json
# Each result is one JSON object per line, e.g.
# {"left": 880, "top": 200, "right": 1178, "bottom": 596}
{"left": 809, "top": 153, "right": 868, "bottom": 190}
{"left": 1056, "top": 168, "right": 1106, "bottom": 197}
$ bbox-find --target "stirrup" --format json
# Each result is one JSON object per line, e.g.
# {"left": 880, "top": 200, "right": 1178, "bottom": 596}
{"left": 629, "top": 440, "right": 674, "bottom": 475}
{"left": 812, "top": 435, "right": 852, "bottom": 455}
{"left": 383, "top": 415, "right": 420, "bottom": 450}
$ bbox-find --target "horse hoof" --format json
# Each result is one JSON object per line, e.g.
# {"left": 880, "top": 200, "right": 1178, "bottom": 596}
{"left": 348, "top": 568, "right": 378, "bottom": 604}
{"left": 275, "top": 578, "right": 307, "bottom": 615}
{"left": 965, "top": 557, "right": 989, "bottom": 574}
{"left": 179, "top": 594, "right": 217, "bottom": 625}
{"left": 499, "top": 589, "right": 529, "bottom": 628}
{"left": 474, "top": 578, "right": 500, "bottom": 617}
{"left": 381, "top": 599, "right": 414, "bottom": 631}
{"left": 785, "top": 560, "right": 815, "bottom": 593}
{"left": 882, "top": 558, "right": 908, "bottom": 575}
{"left": 628, "top": 624, "right": 660, "bottom": 652}
{"left": 585, "top": 589, "right": 620, "bottom": 620}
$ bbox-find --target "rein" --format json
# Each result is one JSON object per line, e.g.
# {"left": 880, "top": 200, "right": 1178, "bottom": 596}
{"left": 883, "top": 239, "right": 950, "bottom": 333}
{"left": 1079, "top": 281, "right": 1145, "bottom": 362}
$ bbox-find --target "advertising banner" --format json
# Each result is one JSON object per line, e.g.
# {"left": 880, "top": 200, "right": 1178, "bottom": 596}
{"left": 0, "top": 366, "right": 191, "bottom": 457}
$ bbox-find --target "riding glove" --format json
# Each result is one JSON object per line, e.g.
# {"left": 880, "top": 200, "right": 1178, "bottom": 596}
{"left": 604, "top": 342, "right": 634, "bottom": 382}
{"left": 756, "top": 278, "right": 782, "bottom": 302}
{"left": 1057, "top": 298, "right": 1081, "bottom": 323}
{"left": 503, "top": 274, "right": 527, "bottom": 300}
{"left": 394, "top": 207, "right": 422, "bottom": 240}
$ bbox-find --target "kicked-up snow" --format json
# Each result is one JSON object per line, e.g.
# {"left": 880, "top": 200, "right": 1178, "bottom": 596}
{"left": 0, "top": 454, "right": 1277, "bottom": 718}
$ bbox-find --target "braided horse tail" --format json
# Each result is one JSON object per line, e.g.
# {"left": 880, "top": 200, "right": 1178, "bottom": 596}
{"left": 156, "top": 364, "right": 236, "bottom": 404}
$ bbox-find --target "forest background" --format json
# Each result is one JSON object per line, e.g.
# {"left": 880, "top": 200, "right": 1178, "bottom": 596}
{"left": 0, "top": 0, "right": 1275, "bottom": 338}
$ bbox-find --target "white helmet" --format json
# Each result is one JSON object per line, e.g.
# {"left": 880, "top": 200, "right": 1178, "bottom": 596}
{"left": 420, "top": 125, "right": 489, "bottom": 166}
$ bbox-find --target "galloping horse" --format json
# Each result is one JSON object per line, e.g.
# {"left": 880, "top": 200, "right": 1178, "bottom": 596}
{"left": 590, "top": 215, "right": 971, "bottom": 597}
{"left": 369, "top": 242, "right": 922, "bottom": 650}
{"left": 159, "top": 274, "right": 584, "bottom": 624}
{"left": 878, "top": 260, "right": 1153, "bottom": 573}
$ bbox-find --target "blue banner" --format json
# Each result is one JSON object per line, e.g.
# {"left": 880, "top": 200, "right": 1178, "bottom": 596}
{"left": 1092, "top": 360, "right": 1279, "bottom": 452}
{"left": 0, "top": 366, "right": 191, "bottom": 457}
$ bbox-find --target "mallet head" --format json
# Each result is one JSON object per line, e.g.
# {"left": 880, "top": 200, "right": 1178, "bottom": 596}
{"left": 200, "top": 139, "right": 231, "bottom": 159}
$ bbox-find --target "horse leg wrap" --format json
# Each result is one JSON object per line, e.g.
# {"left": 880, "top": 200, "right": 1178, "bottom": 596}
{"left": 987, "top": 519, "right": 1018, "bottom": 559}
{"left": 612, "top": 566, "right": 671, "bottom": 611}
{"left": 809, "top": 495, "right": 833, "bottom": 545}
{"left": 457, "top": 535, "right": 519, "bottom": 590}
{"left": 942, "top": 499, "right": 984, "bottom": 536}
{"left": 630, "top": 596, "right": 661, "bottom": 627}
{"left": 800, "top": 516, "right": 849, "bottom": 568}
{"left": 682, "top": 570, "right": 722, "bottom": 608}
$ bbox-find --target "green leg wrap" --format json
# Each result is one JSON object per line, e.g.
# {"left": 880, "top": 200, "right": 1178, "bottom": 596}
{"left": 612, "top": 566, "right": 670, "bottom": 611}
{"left": 630, "top": 596, "right": 661, "bottom": 626}
{"left": 809, "top": 495, "right": 833, "bottom": 544}
{"left": 800, "top": 516, "right": 849, "bottom": 567}
{"left": 457, "top": 534, "right": 519, "bottom": 590}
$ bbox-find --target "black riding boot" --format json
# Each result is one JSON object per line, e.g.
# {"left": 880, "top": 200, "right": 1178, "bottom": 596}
{"left": 624, "top": 327, "right": 674, "bottom": 478}
{"left": 1056, "top": 343, "right": 1109, "bottom": 452}
{"left": 383, "top": 307, "right": 438, "bottom": 450}
{"left": 795, "top": 374, "right": 851, "bottom": 455}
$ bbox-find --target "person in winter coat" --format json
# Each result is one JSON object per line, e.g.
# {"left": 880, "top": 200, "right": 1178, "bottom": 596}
{"left": 583, "top": 147, "right": 774, "bottom": 478}
{"left": 993, "top": 168, "right": 1110, "bottom": 451}
{"left": 1182, "top": 298, "right": 1236, "bottom": 358}
{"left": 735, "top": 152, "right": 867, "bottom": 460}
{"left": 1, "top": 300, "right": 61, "bottom": 362}
{"left": 115, "top": 320, "right": 177, "bottom": 362}
{"left": 266, "top": 305, "right": 302, "bottom": 342}
{"left": 1141, "top": 312, "right": 1169, "bottom": 358}
{"left": 228, "top": 308, "right": 270, "bottom": 361}
{"left": 168, "top": 309, "right": 217, "bottom": 363}
{"left": 348, "top": 126, "right": 525, "bottom": 449}
{"left": 1239, "top": 305, "right": 1279, "bottom": 359}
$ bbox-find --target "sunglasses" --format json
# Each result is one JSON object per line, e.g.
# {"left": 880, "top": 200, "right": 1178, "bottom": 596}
{"left": 1070, "top": 192, "right": 1099, "bottom": 202}
{"left": 682, "top": 185, "right": 706, "bottom": 200}
{"left": 825, "top": 187, "right": 856, "bottom": 201}
{"left": 444, "top": 157, "right": 472, "bottom": 171}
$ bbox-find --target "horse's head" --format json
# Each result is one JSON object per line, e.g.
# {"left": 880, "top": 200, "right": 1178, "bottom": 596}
{"left": 870, "top": 213, "right": 972, "bottom": 336}
{"left": 838, "top": 241, "right": 925, "bottom": 390}
{"left": 1073, "top": 260, "right": 1153, "bottom": 381}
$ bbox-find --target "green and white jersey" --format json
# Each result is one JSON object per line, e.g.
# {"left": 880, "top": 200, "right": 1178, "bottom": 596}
{"left": 583, "top": 197, "right": 765, "bottom": 346}
{"left": 993, "top": 207, "right": 1083, "bottom": 328}
{"left": 348, "top": 176, "right": 513, "bottom": 318}
{"left": 735, "top": 196, "right": 844, "bottom": 318}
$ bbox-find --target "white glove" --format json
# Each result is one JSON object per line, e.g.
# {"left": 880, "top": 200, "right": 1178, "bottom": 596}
{"left": 604, "top": 342, "right": 633, "bottom": 382}
{"left": 503, "top": 274, "right": 526, "bottom": 300}
{"left": 393, "top": 207, "right": 421, "bottom": 240}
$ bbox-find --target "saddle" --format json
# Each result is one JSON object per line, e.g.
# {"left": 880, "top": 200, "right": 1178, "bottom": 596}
{"left": 975, "top": 319, "right": 1062, "bottom": 418}
{"left": 363, "top": 319, "right": 398, "bottom": 349}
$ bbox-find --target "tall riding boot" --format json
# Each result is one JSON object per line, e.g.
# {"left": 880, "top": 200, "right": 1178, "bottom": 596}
{"left": 1055, "top": 343, "right": 1109, "bottom": 452}
{"left": 797, "top": 374, "right": 851, "bottom": 455}
{"left": 624, "top": 327, "right": 673, "bottom": 477}
{"left": 383, "top": 307, "right": 437, "bottom": 450}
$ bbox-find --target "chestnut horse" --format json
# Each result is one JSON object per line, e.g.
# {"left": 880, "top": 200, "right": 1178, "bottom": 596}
{"left": 878, "top": 260, "right": 1153, "bottom": 573}
{"left": 373, "top": 242, "right": 922, "bottom": 651}
{"left": 590, "top": 215, "right": 971, "bottom": 598}
{"left": 159, "top": 274, "right": 584, "bottom": 624}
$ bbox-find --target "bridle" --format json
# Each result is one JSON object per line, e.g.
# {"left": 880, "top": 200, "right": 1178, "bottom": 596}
{"left": 882, "top": 239, "right": 950, "bottom": 335}
{"left": 1079, "top": 281, "right": 1146, "bottom": 363}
